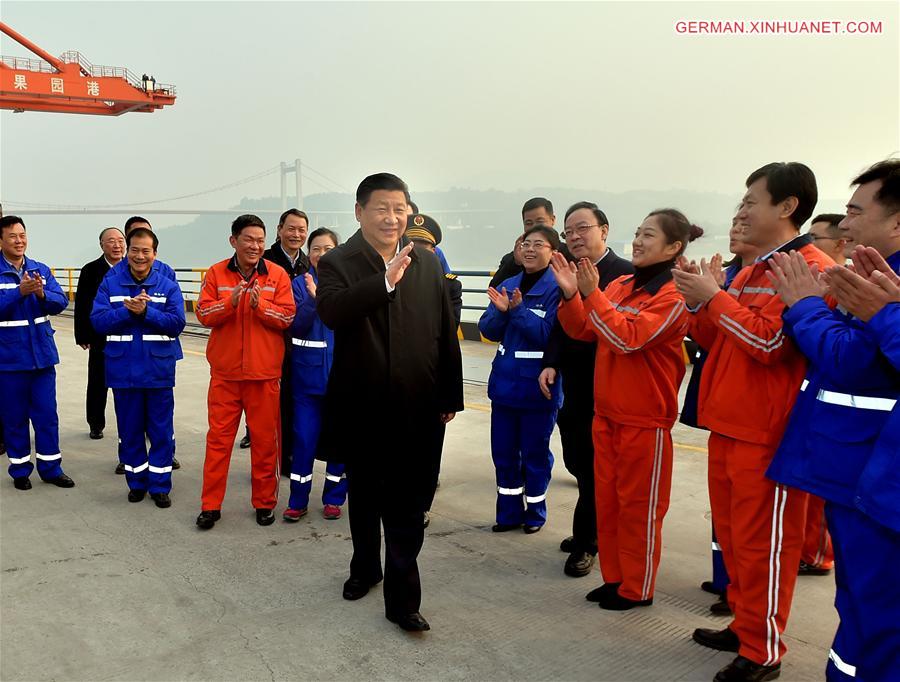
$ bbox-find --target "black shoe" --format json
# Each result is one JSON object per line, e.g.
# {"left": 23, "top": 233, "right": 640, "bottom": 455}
{"left": 256, "top": 508, "right": 275, "bottom": 526}
{"left": 798, "top": 560, "right": 831, "bottom": 576}
{"left": 13, "top": 477, "right": 32, "bottom": 491}
{"left": 423, "top": 512, "right": 431, "bottom": 529}
{"left": 46, "top": 474, "right": 75, "bottom": 488}
{"left": 0, "top": 442, "right": 5, "bottom": 455}
{"left": 693, "top": 627, "right": 740, "bottom": 652}
{"left": 196, "top": 510, "right": 221, "bottom": 530}
{"left": 597, "top": 589, "right": 653, "bottom": 611}
{"left": 171, "top": 458, "right": 181, "bottom": 470}
{"left": 564, "top": 551, "right": 596, "bottom": 577}
{"left": 342, "top": 576, "right": 381, "bottom": 601}
{"left": 710, "top": 594, "right": 733, "bottom": 616}
{"left": 560, "top": 535, "right": 575, "bottom": 553}
{"left": 523, "top": 525, "right": 542, "bottom": 535}
{"left": 386, "top": 611, "right": 431, "bottom": 632}
{"left": 586, "top": 582, "right": 621, "bottom": 602}
{"left": 115, "top": 462, "right": 126, "bottom": 475}
{"left": 714, "top": 656, "right": 781, "bottom": 681}
{"left": 151, "top": 493, "right": 171, "bottom": 508}
{"left": 701, "top": 580, "right": 726, "bottom": 596}
{"left": 492, "top": 523, "right": 522, "bottom": 533}
{"left": 89, "top": 429, "right": 104, "bottom": 440}
{"left": 128, "top": 489, "right": 146, "bottom": 503}
{"left": 239, "top": 434, "right": 251, "bottom": 449}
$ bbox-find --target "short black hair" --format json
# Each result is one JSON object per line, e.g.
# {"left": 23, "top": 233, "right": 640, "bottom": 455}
{"left": 852, "top": 159, "right": 900, "bottom": 215}
{"left": 745, "top": 162, "right": 818, "bottom": 228}
{"left": 522, "top": 197, "right": 554, "bottom": 216}
{"left": 0, "top": 215, "right": 25, "bottom": 236}
{"left": 278, "top": 208, "right": 309, "bottom": 227}
{"left": 564, "top": 201, "right": 609, "bottom": 227}
{"left": 810, "top": 213, "right": 845, "bottom": 238}
{"left": 231, "top": 214, "right": 266, "bottom": 237}
{"left": 408, "top": 200, "right": 419, "bottom": 214}
{"left": 124, "top": 216, "right": 152, "bottom": 234}
{"left": 523, "top": 225, "right": 561, "bottom": 250}
{"left": 126, "top": 226, "right": 159, "bottom": 251}
{"left": 647, "top": 208, "right": 704, "bottom": 257}
{"left": 356, "top": 173, "right": 409, "bottom": 207}
{"left": 307, "top": 227, "right": 340, "bottom": 249}
{"left": 99, "top": 227, "right": 126, "bottom": 243}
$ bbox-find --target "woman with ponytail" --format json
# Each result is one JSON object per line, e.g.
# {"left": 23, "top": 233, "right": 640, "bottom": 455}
{"left": 551, "top": 208, "right": 702, "bottom": 610}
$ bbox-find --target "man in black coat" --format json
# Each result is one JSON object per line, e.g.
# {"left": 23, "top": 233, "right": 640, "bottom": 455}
{"left": 316, "top": 173, "right": 464, "bottom": 633}
{"left": 538, "top": 202, "right": 633, "bottom": 578}
{"left": 74, "top": 227, "right": 126, "bottom": 440}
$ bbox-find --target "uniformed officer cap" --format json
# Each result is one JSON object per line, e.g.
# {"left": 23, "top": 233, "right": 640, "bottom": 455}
{"left": 405, "top": 213, "right": 442, "bottom": 246}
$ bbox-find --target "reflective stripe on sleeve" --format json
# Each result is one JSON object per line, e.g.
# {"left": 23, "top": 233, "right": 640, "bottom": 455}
{"left": 33, "top": 316, "right": 49, "bottom": 324}
{"left": 0, "top": 283, "right": 18, "bottom": 289}
{"left": 828, "top": 649, "right": 856, "bottom": 677}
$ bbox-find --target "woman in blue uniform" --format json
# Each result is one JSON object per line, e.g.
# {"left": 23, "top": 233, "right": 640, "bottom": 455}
{"left": 283, "top": 228, "right": 347, "bottom": 521}
{"left": 479, "top": 225, "right": 562, "bottom": 534}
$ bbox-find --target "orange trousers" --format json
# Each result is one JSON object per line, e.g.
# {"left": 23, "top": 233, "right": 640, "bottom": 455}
{"left": 801, "top": 494, "right": 834, "bottom": 569}
{"left": 594, "top": 416, "right": 673, "bottom": 601}
{"left": 708, "top": 432, "right": 807, "bottom": 666}
{"left": 201, "top": 377, "right": 281, "bottom": 511}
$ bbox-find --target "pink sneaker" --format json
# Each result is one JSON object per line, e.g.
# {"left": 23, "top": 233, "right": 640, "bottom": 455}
{"left": 323, "top": 504, "right": 342, "bottom": 520}
{"left": 283, "top": 508, "right": 307, "bottom": 522}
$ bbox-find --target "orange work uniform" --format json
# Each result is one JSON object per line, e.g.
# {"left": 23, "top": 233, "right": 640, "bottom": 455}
{"left": 196, "top": 256, "right": 295, "bottom": 512}
{"left": 802, "top": 494, "right": 834, "bottom": 570}
{"left": 558, "top": 268, "right": 688, "bottom": 602}
{"left": 690, "top": 234, "right": 834, "bottom": 666}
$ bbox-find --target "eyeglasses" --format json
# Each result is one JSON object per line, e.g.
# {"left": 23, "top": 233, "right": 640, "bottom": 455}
{"left": 520, "top": 240, "right": 551, "bottom": 251}
{"left": 562, "top": 224, "right": 601, "bottom": 240}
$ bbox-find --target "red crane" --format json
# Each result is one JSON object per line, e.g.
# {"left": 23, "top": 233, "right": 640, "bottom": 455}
{"left": 0, "top": 23, "right": 176, "bottom": 115}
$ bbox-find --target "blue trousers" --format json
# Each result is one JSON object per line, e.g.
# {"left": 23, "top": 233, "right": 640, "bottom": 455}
{"left": 711, "top": 524, "right": 730, "bottom": 591}
{"left": 2, "top": 368, "right": 63, "bottom": 481}
{"left": 112, "top": 388, "right": 175, "bottom": 494}
{"left": 289, "top": 393, "right": 347, "bottom": 510}
{"left": 490, "top": 403, "right": 557, "bottom": 527}
{"left": 825, "top": 502, "right": 900, "bottom": 681}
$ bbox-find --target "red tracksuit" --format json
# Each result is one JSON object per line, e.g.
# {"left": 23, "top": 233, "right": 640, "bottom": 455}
{"left": 690, "top": 235, "right": 834, "bottom": 665}
{"left": 558, "top": 269, "right": 688, "bottom": 602}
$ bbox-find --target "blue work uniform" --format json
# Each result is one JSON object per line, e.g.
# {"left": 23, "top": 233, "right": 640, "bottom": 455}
{"left": 287, "top": 270, "right": 346, "bottom": 511}
{"left": 0, "top": 256, "right": 68, "bottom": 481}
{"left": 768, "top": 252, "right": 900, "bottom": 682}
{"left": 479, "top": 267, "right": 562, "bottom": 528}
{"left": 91, "top": 261, "right": 185, "bottom": 494}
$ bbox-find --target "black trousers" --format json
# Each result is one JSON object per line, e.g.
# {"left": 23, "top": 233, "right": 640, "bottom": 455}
{"left": 423, "top": 422, "right": 446, "bottom": 512}
{"left": 346, "top": 457, "right": 431, "bottom": 616}
{"left": 86, "top": 346, "right": 109, "bottom": 433}
{"left": 557, "top": 406, "right": 597, "bottom": 555}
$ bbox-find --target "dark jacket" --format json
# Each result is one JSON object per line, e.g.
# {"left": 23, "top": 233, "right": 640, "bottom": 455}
{"left": 74, "top": 256, "right": 113, "bottom": 347}
{"left": 316, "top": 231, "right": 464, "bottom": 465}
{"left": 445, "top": 272, "right": 463, "bottom": 327}
{"left": 264, "top": 241, "right": 309, "bottom": 280}
{"left": 542, "top": 248, "right": 633, "bottom": 417}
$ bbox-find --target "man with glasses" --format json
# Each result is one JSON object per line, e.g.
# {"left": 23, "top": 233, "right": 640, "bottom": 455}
{"left": 539, "top": 203, "right": 633, "bottom": 575}
{"left": 808, "top": 213, "right": 848, "bottom": 264}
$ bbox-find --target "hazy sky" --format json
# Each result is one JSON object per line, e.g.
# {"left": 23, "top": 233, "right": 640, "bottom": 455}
{"left": 1, "top": 1, "right": 898, "bottom": 240}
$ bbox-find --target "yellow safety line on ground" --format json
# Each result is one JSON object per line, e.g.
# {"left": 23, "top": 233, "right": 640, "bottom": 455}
{"left": 183, "top": 349, "right": 206, "bottom": 357}
{"left": 674, "top": 443, "right": 708, "bottom": 454}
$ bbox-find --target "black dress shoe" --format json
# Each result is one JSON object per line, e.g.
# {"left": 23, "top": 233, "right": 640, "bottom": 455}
{"left": 491, "top": 523, "right": 522, "bottom": 533}
{"left": 13, "top": 477, "right": 32, "bottom": 491}
{"left": 151, "top": 493, "right": 171, "bottom": 508}
{"left": 171, "top": 458, "right": 181, "bottom": 470}
{"left": 701, "top": 580, "right": 727, "bottom": 596}
{"left": 256, "top": 508, "right": 275, "bottom": 526}
{"left": 564, "top": 551, "right": 596, "bottom": 577}
{"left": 693, "top": 627, "right": 740, "bottom": 652}
{"left": 89, "top": 429, "right": 104, "bottom": 440}
{"left": 386, "top": 611, "right": 431, "bottom": 632}
{"left": 128, "top": 489, "right": 146, "bottom": 503}
{"left": 714, "top": 656, "right": 781, "bottom": 681}
{"left": 597, "top": 589, "right": 653, "bottom": 611}
{"left": 196, "top": 510, "right": 221, "bottom": 530}
{"left": 342, "top": 576, "right": 381, "bottom": 601}
{"left": 46, "top": 474, "right": 75, "bottom": 488}
{"left": 798, "top": 560, "right": 831, "bottom": 576}
{"left": 523, "top": 525, "right": 542, "bottom": 534}
{"left": 710, "top": 594, "right": 733, "bottom": 616}
{"left": 0, "top": 441, "right": 5, "bottom": 455}
{"left": 560, "top": 535, "right": 576, "bottom": 553}
{"left": 423, "top": 512, "right": 431, "bottom": 528}
{"left": 115, "top": 462, "right": 126, "bottom": 475}
{"left": 586, "top": 582, "right": 621, "bottom": 602}
{"left": 239, "top": 433, "right": 251, "bottom": 449}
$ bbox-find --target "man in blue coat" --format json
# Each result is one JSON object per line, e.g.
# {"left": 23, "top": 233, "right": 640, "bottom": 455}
{"left": 767, "top": 159, "right": 900, "bottom": 682}
{"left": 91, "top": 227, "right": 185, "bottom": 507}
{"left": 0, "top": 216, "right": 74, "bottom": 490}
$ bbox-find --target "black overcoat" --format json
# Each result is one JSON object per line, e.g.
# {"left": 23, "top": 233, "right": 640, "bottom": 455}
{"left": 74, "top": 255, "right": 111, "bottom": 348}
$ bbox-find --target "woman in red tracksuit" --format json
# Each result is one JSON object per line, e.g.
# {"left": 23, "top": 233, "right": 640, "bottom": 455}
{"left": 552, "top": 209, "right": 703, "bottom": 610}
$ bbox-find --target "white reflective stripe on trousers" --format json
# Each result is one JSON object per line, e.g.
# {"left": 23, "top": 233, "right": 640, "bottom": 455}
{"left": 125, "top": 462, "right": 149, "bottom": 473}
{"left": 8, "top": 455, "right": 31, "bottom": 464}
{"left": 35, "top": 453, "right": 62, "bottom": 461}
{"left": 107, "top": 335, "right": 134, "bottom": 342}
{"left": 292, "top": 339, "right": 327, "bottom": 348}
{"left": 148, "top": 465, "right": 173, "bottom": 474}
{"left": 828, "top": 649, "right": 856, "bottom": 677}
{"left": 325, "top": 474, "right": 344, "bottom": 483}
{"left": 290, "top": 473, "right": 313, "bottom": 484}
{"left": 712, "top": 542, "right": 722, "bottom": 551}
{"left": 498, "top": 486, "right": 524, "bottom": 495}
{"left": 525, "top": 494, "right": 546, "bottom": 504}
